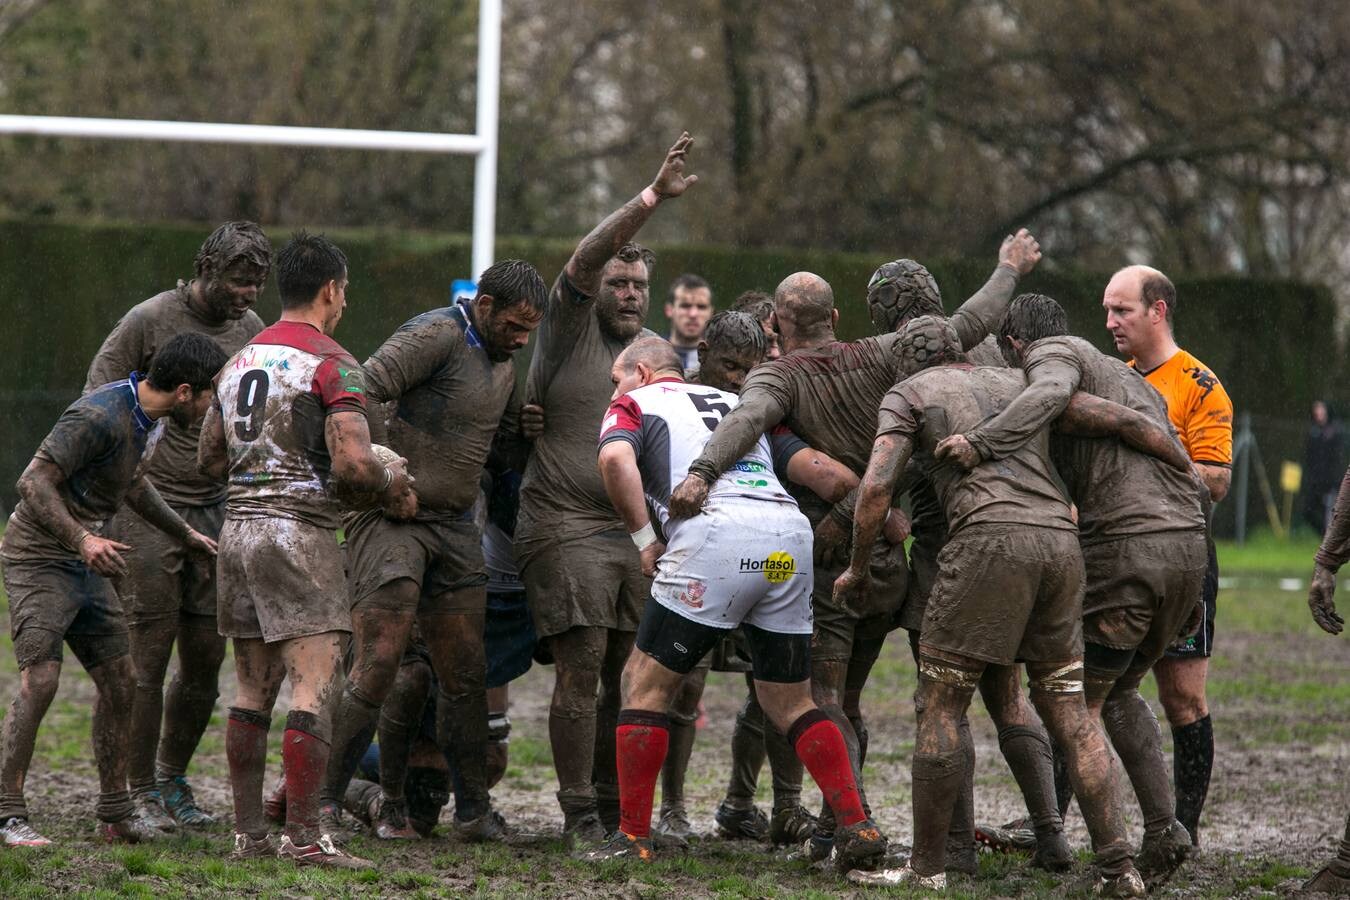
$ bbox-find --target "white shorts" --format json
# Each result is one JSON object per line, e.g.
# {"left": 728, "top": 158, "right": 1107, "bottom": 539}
{"left": 653, "top": 496, "right": 813, "bottom": 635}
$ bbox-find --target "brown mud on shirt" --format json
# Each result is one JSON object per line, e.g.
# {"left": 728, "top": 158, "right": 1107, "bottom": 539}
{"left": 965, "top": 334, "right": 1205, "bottom": 544}
{"left": 877, "top": 365, "right": 1075, "bottom": 536}
{"left": 363, "top": 303, "right": 522, "bottom": 518}
{"left": 84, "top": 283, "right": 264, "bottom": 507}
{"left": 516, "top": 274, "right": 656, "bottom": 552}
{"left": 4, "top": 378, "right": 165, "bottom": 561}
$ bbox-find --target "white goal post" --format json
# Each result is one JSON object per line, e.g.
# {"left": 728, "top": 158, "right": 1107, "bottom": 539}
{"left": 0, "top": 0, "right": 502, "bottom": 281}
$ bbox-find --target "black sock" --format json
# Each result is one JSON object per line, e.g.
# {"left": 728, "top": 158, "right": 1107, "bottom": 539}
{"left": 1172, "top": 715, "right": 1213, "bottom": 845}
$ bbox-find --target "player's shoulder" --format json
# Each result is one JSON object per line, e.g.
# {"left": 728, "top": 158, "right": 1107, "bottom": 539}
{"left": 113, "top": 288, "right": 181, "bottom": 329}
{"left": 253, "top": 321, "right": 356, "bottom": 363}
{"left": 1026, "top": 333, "right": 1089, "bottom": 360}
{"left": 1170, "top": 347, "right": 1229, "bottom": 404}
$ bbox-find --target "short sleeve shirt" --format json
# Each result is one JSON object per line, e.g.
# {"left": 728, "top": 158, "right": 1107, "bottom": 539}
{"left": 4, "top": 377, "right": 165, "bottom": 561}
{"left": 216, "top": 321, "right": 366, "bottom": 528}
{"left": 1136, "top": 348, "right": 1233, "bottom": 467}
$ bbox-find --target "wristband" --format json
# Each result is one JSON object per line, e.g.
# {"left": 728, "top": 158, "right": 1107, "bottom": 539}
{"left": 74, "top": 528, "right": 91, "bottom": 549}
{"left": 640, "top": 186, "right": 660, "bottom": 209}
{"left": 631, "top": 522, "right": 658, "bottom": 549}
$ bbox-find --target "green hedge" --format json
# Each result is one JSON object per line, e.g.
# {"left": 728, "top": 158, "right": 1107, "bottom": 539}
{"left": 0, "top": 219, "right": 1340, "bottom": 537}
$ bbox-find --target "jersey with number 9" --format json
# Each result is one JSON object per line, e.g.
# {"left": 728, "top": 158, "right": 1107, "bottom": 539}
{"left": 215, "top": 320, "right": 367, "bottom": 528}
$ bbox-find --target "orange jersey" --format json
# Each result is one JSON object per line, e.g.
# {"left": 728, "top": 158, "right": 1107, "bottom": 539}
{"left": 1135, "top": 348, "right": 1233, "bottom": 466}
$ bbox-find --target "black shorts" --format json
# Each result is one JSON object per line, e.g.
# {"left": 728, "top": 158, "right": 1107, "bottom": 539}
{"left": 1164, "top": 537, "right": 1218, "bottom": 659}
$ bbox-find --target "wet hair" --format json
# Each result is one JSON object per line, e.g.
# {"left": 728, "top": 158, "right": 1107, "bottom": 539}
{"left": 896, "top": 315, "right": 966, "bottom": 376}
{"left": 730, "top": 290, "right": 773, "bottom": 323}
{"left": 668, "top": 273, "right": 710, "bottom": 303}
{"left": 867, "top": 259, "right": 943, "bottom": 332}
{"left": 194, "top": 221, "right": 272, "bottom": 279}
{"left": 614, "top": 241, "right": 657, "bottom": 276}
{"left": 703, "top": 310, "right": 767, "bottom": 359}
{"left": 774, "top": 272, "right": 834, "bottom": 334}
{"left": 1000, "top": 293, "right": 1069, "bottom": 346}
{"left": 477, "top": 258, "right": 548, "bottom": 317}
{"left": 1140, "top": 269, "right": 1177, "bottom": 323}
{"left": 146, "top": 332, "right": 229, "bottom": 393}
{"left": 618, "top": 336, "right": 683, "bottom": 376}
{"left": 276, "top": 231, "right": 348, "bottom": 309}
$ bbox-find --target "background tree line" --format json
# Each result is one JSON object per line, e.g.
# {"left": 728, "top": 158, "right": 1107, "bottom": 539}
{"left": 2, "top": 0, "right": 1350, "bottom": 300}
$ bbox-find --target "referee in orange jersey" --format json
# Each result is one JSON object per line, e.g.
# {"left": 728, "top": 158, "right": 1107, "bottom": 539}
{"left": 1102, "top": 265, "right": 1233, "bottom": 849}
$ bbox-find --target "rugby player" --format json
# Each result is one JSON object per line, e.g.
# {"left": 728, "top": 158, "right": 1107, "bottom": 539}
{"left": 664, "top": 273, "right": 713, "bottom": 374}
{"left": 200, "top": 232, "right": 414, "bottom": 868}
{"left": 85, "top": 221, "right": 271, "bottom": 831}
{"left": 317, "top": 258, "right": 547, "bottom": 842}
{"left": 586, "top": 338, "right": 885, "bottom": 871}
{"left": 0, "top": 334, "right": 224, "bottom": 846}
{"left": 1103, "top": 265, "right": 1233, "bottom": 847}
{"left": 1304, "top": 463, "right": 1349, "bottom": 894}
{"left": 838, "top": 317, "right": 1143, "bottom": 896}
{"left": 728, "top": 290, "right": 780, "bottom": 360}
{"left": 935, "top": 293, "right": 1208, "bottom": 887}
{"left": 514, "top": 133, "right": 698, "bottom": 839}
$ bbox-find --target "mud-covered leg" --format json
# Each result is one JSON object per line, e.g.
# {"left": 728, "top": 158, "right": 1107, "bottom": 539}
{"left": 593, "top": 627, "right": 634, "bottom": 833}
{"left": 156, "top": 615, "right": 226, "bottom": 826}
{"left": 549, "top": 626, "right": 608, "bottom": 835}
{"left": 423, "top": 596, "right": 491, "bottom": 829}
{"left": 86, "top": 655, "right": 138, "bottom": 825}
{"left": 126, "top": 619, "right": 177, "bottom": 799}
{"left": 0, "top": 658, "right": 61, "bottom": 828}
{"left": 657, "top": 664, "right": 705, "bottom": 843}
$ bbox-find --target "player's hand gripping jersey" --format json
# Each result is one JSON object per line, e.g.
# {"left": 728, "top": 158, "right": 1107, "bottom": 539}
{"left": 216, "top": 321, "right": 367, "bottom": 528}
{"left": 600, "top": 378, "right": 812, "bottom": 635}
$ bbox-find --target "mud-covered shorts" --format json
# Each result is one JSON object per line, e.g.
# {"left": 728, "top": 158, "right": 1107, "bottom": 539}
{"left": 813, "top": 538, "right": 905, "bottom": 663}
{"left": 898, "top": 538, "right": 941, "bottom": 634}
{"left": 520, "top": 528, "right": 648, "bottom": 639}
{"left": 346, "top": 509, "right": 487, "bottom": 614}
{"left": 921, "top": 524, "right": 1085, "bottom": 666}
{"left": 2, "top": 557, "right": 129, "bottom": 670}
{"left": 108, "top": 501, "right": 224, "bottom": 626}
{"left": 1163, "top": 535, "right": 1218, "bottom": 659}
{"left": 217, "top": 516, "right": 352, "bottom": 642}
{"left": 652, "top": 497, "right": 814, "bottom": 636}
{"left": 1082, "top": 530, "right": 1207, "bottom": 669}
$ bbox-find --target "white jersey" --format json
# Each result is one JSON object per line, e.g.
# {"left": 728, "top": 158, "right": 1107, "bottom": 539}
{"left": 598, "top": 378, "right": 799, "bottom": 542}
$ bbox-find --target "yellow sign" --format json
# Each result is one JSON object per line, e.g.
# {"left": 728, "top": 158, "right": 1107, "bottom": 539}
{"left": 763, "top": 551, "right": 796, "bottom": 583}
{"left": 1280, "top": 461, "right": 1302, "bottom": 494}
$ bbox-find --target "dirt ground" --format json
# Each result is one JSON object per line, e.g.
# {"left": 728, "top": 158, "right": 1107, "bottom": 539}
{"left": 2, "top": 580, "right": 1347, "bottom": 897}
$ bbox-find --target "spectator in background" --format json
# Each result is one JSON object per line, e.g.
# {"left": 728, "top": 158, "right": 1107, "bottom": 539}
{"left": 665, "top": 274, "right": 714, "bottom": 373}
{"left": 1303, "top": 401, "right": 1344, "bottom": 535}
{"left": 730, "top": 290, "right": 780, "bottom": 360}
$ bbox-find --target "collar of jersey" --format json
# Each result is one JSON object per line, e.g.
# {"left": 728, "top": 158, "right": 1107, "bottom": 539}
{"left": 455, "top": 299, "right": 484, "bottom": 350}
{"left": 648, "top": 376, "right": 685, "bottom": 386}
{"left": 124, "top": 371, "right": 155, "bottom": 433}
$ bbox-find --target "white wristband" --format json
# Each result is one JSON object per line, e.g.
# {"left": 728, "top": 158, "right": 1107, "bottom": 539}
{"left": 640, "top": 186, "right": 660, "bottom": 209}
{"left": 630, "top": 522, "right": 657, "bottom": 549}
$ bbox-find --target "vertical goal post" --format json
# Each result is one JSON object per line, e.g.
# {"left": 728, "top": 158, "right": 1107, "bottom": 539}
{"left": 0, "top": 0, "right": 503, "bottom": 282}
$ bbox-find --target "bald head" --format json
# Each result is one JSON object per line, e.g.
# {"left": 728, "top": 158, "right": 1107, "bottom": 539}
{"left": 1108, "top": 265, "right": 1176, "bottom": 323}
{"left": 774, "top": 272, "right": 837, "bottom": 351}
{"left": 617, "top": 336, "right": 683, "bottom": 377}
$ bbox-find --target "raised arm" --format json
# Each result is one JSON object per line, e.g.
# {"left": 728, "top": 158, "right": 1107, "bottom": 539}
{"left": 670, "top": 379, "right": 790, "bottom": 517}
{"left": 1056, "top": 392, "right": 1194, "bottom": 473}
{"left": 1309, "top": 465, "right": 1350, "bottom": 635}
{"left": 948, "top": 229, "right": 1040, "bottom": 350}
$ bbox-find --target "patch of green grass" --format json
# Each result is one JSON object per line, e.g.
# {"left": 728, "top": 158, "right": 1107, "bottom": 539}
{"left": 1216, "top": 529, "right": 1322, "bottom": 575}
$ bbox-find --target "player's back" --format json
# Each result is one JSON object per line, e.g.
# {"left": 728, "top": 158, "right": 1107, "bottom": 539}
{"left": 217, "top": 321, "right": 366, "bottom": 528}
{"left": 884, "top": 365, "right": 1074, "bottom": 536}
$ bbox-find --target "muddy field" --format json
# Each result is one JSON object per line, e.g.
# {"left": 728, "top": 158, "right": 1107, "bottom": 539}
{"left": 0, "top": 578, "right": 1346, "bottom": 897}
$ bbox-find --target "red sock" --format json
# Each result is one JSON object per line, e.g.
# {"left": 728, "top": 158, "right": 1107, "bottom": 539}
{"left": 282, "top": 710, "right": 331, "bottom": 841}
{"left": 226, "top": 707, "right": 271, "bottom": 838}
{"left": 616, "top": 710, "right": 670, "bottom": 839}
{"left": 789, "top": 710, "right": 867, "bottom": 827}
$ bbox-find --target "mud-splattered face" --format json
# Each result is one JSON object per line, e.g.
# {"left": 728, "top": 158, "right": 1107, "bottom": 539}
{"left": 202, "top": 259, "right": 268, "bottom": 322}
{"left": 697, "top": 342, "right": 762, "bottom": 394}
{"left": 479, "top": 299, "right": 543, "bottom": 363}
{"left": 596, "top": 258, "right": 650, "bottom": 342}
{"left": 170, "top": 387, "right": 216, "bottom": 429}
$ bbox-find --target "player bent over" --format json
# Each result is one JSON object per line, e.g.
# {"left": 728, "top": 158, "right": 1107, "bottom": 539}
{"left": 838, "top": 318, "right": 1143, "bottom": 896}
{"left": 585, "top": 339, "right": 885, "bottom": 871}
{"left": 200, "top": 233, "right": 415, "bottom": 868}
{"left": 0, "top": 334, "right": 224, "bottom": 846}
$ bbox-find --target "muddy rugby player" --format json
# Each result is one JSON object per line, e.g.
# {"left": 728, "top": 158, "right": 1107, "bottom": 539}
{"left": 836, "top": 316, "right": 1144, "bottom": 896}
{"left": 84, "top": 221, "right": 272, "bottom": 833}
{"left": 200, "top": 232, "right": 415, "bottom": 869}
{"left": 0, "top": 334, "right": 224, "bottom": 847}
{"left": 513, "top": 133, "right": 698, "bottom": 840}
{"left": 317, "top": 259, "right": 546, "bottom": 843}
{"left": 587, "top": 338, "right": 884, "bottom": 870}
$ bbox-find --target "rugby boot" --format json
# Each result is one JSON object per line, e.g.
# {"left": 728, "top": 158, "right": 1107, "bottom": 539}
{"left": 832, "top": 817, "right": 888, "bottom": 873}
{"left": 1302, "top": 861, "right": 1350, "bottom": 895}
{"left": 1136, "top": 819, "right": 1193, "bottom": 889}
{"left": 563, "top": 810, "right": 607, "bottom": 847}
{"left": 132, "top": 790, "right": 178, "bottom": 834}
{"left": 316, "top": 803, "right": 354, "bottom": 843}
{"left": 371, "top": 795, "right": 420, "bottom": 841}
{"left": 230, "top": 832, "right": 277, "bottom": 860}
{"left": 768, "top": 804, "right": 818, "bottom": 846}
{"left": 96, "top": 815, "right": 165, "bottom": 844}
{"left": 653, "top": 804, "right": 695, "bottom": 848}
{"left": 848, "top": 864, "right": 947, "bottom": 891}
{"left": 1095, "top": 865, "right": 1147, "bottom": 898}
{"left": 1031, "top": 828, "right": 1075, "bottom": 872}
{"left": 0, "top": 816, "right": 52, "bottom": 847}
{"left": 263, "top": 776, "right": 287, "bottom": 824}
{"left": 452, "top": 807, "right": 508, "bottom": 843}
{"left": 277, "top": 833, "right": 374, "bottom": 870}
{"left": 159, "top": 775, "right": 216, "bottom": 827}
{"left": 580, "top": 830, "right": 655, "bottom": 863}
{"left": 713, "top": 800, "right": 768, "bottom": 841}
{"left": 974, "top": 815, "right": 1037, "bottom": 853}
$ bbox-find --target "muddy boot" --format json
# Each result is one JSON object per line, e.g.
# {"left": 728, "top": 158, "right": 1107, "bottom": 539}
{"left": 230, "top": 832, "right": 277, "bottom": 860}
{"left": 132, "top": 790, "right": 178, "bottom": 834}
{"left": 848, "top": 864, "right": 947, "bottom": 890}
{"left": 833, "top": 817, "right": 888, "bottom": 873}
{"left": 1031, "top": 825, "right": 1075, "bottom": 872}
{"left": 974, "top": 815, "right": 1036, "bottom": 854}
{"left": 768, "top": 804, "right": 817, "bottom": 846}
{"left": 713, "top": 800, "right": 768, "bottom": 841}
{"left": 0, "top": 817, "right": 52, "bottom": 847}
{"left": 1136, "top": 819, "right": 1193, "bottom": 889}
{"left": 277, "top": 833, "right": 373, "bottom": 869}
{"left": 96, "top": 816, "right": 165, "bottom": 844}
{"left": 563, "top": 809, "right": 606, "bottom": 847}
{"left": 372, "top": 794, "right": 420, "bottom": 841}
{"left": 1096, "top": 865, "right": 1147, "bottom": 898}
{"left": 159, "top": 775, "right": 215, "bottom": 828}
{"left": 580, "top": 830, "right": 654, "bottom": 862}
{"left": 1303, "top": 862, "right": 1350, "bottom": 895}
{"left": 453, "top": 807, "right": 508, "bottom": 843}
{"left": 653, "top": 804, "right": 694, "bottom": 849}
